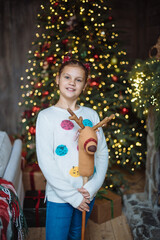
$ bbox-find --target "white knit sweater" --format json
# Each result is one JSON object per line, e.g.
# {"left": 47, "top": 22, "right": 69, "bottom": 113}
{"left": 36, "top": 105, "right": 108, "bottom": 208}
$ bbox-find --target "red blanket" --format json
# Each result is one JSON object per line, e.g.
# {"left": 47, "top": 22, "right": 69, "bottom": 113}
{"left": 0, "top": 178, "right": 28, "bottom": 240}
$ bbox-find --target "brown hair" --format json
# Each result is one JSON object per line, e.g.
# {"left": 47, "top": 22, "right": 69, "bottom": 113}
{"left": 58, "top": 59, "right": 89, "bottom": 82}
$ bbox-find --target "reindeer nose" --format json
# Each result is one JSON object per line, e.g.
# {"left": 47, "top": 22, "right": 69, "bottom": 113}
{"left": 84, "top": 138, "right": 97, "bottom": 155}
{"left": 88, "top": 145, "right": 97, "bottom": 152}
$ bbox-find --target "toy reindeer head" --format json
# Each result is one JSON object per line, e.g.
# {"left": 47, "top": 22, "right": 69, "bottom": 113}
{"left": 67, "top": 108, "right": 114, "bottom": 177}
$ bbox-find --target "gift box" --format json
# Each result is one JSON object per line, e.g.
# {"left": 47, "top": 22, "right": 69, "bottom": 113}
{"left": 23, "top": 163, "right": 46, "bottom": 191}
{"left": 90, "top": 190, "right": 122, "bottom": 224}
{"left": 23, "top": 190, "right": 46, "bottom": 227}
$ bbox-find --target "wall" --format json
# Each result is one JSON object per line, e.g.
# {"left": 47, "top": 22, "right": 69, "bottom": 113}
{"left": 111, "top": 0, "right": 160, "bottom": 63}
{"left": 0, "top": 0, "right": 41, "bottom": 134}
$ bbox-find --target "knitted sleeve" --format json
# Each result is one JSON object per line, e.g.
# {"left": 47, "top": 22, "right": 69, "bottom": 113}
{"left": 36, "top": 111, "right": 83, "bottom": 208}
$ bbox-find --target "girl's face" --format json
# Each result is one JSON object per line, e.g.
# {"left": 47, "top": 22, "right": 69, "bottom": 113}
{"left": 56, "top": 65, "right": 87, "bottom": 101}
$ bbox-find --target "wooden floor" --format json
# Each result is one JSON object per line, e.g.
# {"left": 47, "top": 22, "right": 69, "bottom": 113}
{"left": 26, "top": 215, "right": 133, "bottom": 240}
{"left": 26, "top": 168, "right": 145, "bottom": 240}
{"left": 85, "top": 215, "right": 133, "bottom": 240}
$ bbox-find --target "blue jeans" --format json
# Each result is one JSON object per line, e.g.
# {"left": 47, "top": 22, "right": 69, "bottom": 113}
{"left": 46, "top": 198, "right": 95, "bottom": 240}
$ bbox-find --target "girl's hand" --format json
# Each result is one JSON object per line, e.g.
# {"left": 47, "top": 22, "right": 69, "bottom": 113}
{"left": 78, "top": 187, "right": 90, "bottom": 199}
{"left": 77, "top": 197, "right": 90, "bottom": 212}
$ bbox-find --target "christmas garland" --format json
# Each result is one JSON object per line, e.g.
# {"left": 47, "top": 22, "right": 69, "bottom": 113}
{"left": 128, "top": 58, "right": 160, "bottom": 149}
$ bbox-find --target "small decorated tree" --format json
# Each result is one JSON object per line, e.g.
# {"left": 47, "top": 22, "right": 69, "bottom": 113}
{"left": 129, "top": 37, "right": 160, "bottom": 204}
{"left": 129, "top": 38, "right": 160, "bottom": 149}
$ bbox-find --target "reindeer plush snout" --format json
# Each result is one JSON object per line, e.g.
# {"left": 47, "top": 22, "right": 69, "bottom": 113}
{"left": 84, "top": 137, "right": 97, "bottom": 154}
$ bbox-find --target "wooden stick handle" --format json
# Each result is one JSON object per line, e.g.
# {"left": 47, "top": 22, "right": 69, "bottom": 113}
{"left": 81, "top": 176, "right": 89, "bottom": 240}
{"left": 81, "top": 211, "right": 86, "bottom": 240}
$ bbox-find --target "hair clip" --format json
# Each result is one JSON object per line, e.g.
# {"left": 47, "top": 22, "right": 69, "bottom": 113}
{"left": 62, "top": 54, "right": 91, "bottom": 72}
{"left": 62, "top": 53, "right": 72, "bottom": 63}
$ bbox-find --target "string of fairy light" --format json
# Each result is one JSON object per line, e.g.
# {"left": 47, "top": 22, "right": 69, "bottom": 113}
{"left": 129, "top": 59, "right": 160, "bottom": 114}
{"left": 18, "top": 0, "right": 146, "bottom": 189}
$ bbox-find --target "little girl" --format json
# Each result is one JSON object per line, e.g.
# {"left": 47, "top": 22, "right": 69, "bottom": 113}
{"left": 36, "top": 59, "right": 108, "bottom": 240}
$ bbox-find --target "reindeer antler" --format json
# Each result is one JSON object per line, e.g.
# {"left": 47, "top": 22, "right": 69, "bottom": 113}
{"left": 92, "top": 114, "right": 115, "bottom": 131}
{"left": 67, "top": 108, "right": 85, "bottom": 129}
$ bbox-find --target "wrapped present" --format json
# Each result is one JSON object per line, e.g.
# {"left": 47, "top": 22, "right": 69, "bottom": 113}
{"left": 90, "top": 189, "right": 122, "bottom": 224}
{"left": 23, "top": 163, "right": 46, "bottom": 191}
{"left": 23, "top": 190, "right": 46, "bottom": 227}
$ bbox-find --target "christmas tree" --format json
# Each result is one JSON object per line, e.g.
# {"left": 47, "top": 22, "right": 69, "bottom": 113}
{"left": 19, "top": 0, "right": 147, "bottom": 192}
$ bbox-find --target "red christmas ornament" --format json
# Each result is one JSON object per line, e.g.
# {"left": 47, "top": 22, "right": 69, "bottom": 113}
{"left": 54, "top": 2, "right": 59, "bottom": 6}
{"left": 88, "top": 77, "right": 100, "bottom": 87}
{"left": 29, "top": 126, "right": 36, "bottom": 135}
{"left": 34, "top": 82, "right": 42, "bottom": 89}
{"left": 23, "top": 110, "right": 32, "bottom": 118}
{"left": 121, "top": 107, "right": 129, "bottom": 115}
{"left": 34, "top": 51, "right": 40, "bottom": 58}
{"left": 112, "top": 75, "right": 118, "bottom": 82}
{"left": 84, "top": 63, "right": 91, "bottom": 71}
{"left": 32, "top": 106, "right": 40, "bottom": 113}
{"left": 62, "top": 39, "right": 69, "bottom": 45}
{"left": 94, "top": 54, "right": 99, "bottom": 59}
{"left": 46, "top": 56, "right": 56, "bottom": 64}
{"left": 42, "top": 91, "right": 49, "bottom": 96}
{"left": 108, "top": 16, "right": 112, "bottom": 20}
{"left": 63, "top": 54, "right": 72, "bottom": 63}
{"left": 90, "top": 81, "right": 99, "bottom": 87}
{"left": 41, "top": 42, "right": 51, "bottom": 52}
